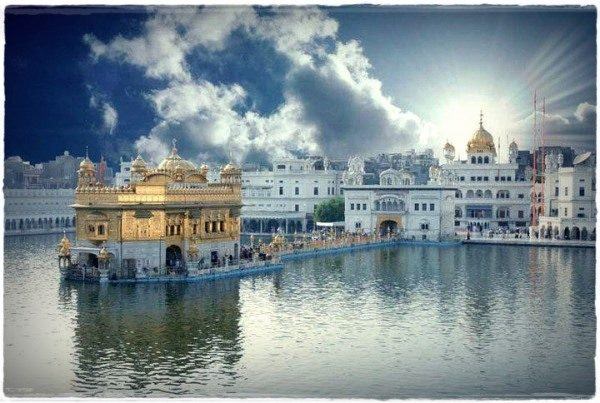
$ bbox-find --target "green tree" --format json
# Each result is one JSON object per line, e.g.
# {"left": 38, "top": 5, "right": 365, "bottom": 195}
{"left": 314, "top": 197, "right": 345, "bottom": 222}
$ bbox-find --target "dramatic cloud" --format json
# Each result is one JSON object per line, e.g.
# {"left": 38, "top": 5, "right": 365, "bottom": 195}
{"left": 89, "top": 91, "right": 118, "bottom": 135}
{"left": 511, "top": 102, "right": 596, "bottom": 150}
{"left": 85, "top": 6, "right": 435, "bottom": 163}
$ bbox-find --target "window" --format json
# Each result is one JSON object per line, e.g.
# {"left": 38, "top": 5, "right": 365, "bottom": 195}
{"left": 420, "top": 223, "right": 429, "bottom": 230}
{"left": 500, "top": 176, "right": 506, "bottom": 181}
{"left": 205, "top": 222, "right": 210, "bottom": 233}
{"left": 518, "top": 211, "right": 524, "bottom": 218}
{"left": 477, "top": 176, "right": 482, "bottom": 181}
{"left": 295, "top": 187, "right": 299, "bottom": 195}
{"left": 327, "top": 187, "right": 331, "bottom": 195}
{"left": 276, "top": 164, "right": 286, "bottom": 170}
{"left": 355, "top": 222, "right": 362, "bottom": 229}
{"left": 471, "top": 176, "right": 476, "bottom": 181}
{"left": 579, "top": 187, "right": 585, "bottom": 196}
{"left": 564, "top": 208, "right": 568, "bottom": 216}
{"left": 279, "top": 186, "right": 284, "bottom": 195}
{"left": 357, "top": 204, "right": 361, "bottom": 210}
{"left": 294, "top": 204, "right": 299, "bottom": 212}
{"left": 518, "top": 194, "right": 524, "bottom": 199}
{"left": 430, "top": 203, "right": 435, "bottom": 211}
{"left": 350, "top": 203, "right": 355, "bottom": 210}
{"left": 484, "top": 176, "right": 489, "bottom": 181}
{"left": 422, "top": 203, "right": 427, "bottom": 211}
{"left": 494, "top": 176, "right": 499, "bottom": 181}
{"left": 193, "top": 224, "right": 197, "bottom": 234}
{"left": 484, "top": 156, "right": 489, "bottom": 163}
{"left": 555, "top": 187, "right": 559, "bottom": 196}
{"left": 455, "top": 220, "right": 460, "bottom": 227}
{"left": 363, "top": 203, "right": 367, "bottom": 210}
{"left": 314, "top": 187, "right": 319, "bottom": 195}
{"left": 471, "top": 157, "right": 476, "bottom": 164}
{"left": 414, "top": 203, "right": 419, "bottom": 211}
{"left": 460, "top": 176, "right": 465, "bottom": 181}
{"left": 564, "top": 187, "right": 568, "bottom": 196}
{"left": 97, "top": 224, "right": 105, "bottom": 235}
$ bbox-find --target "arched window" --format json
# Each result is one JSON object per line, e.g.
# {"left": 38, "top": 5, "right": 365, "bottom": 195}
{"left": 476, "top": 189, "right": 483, "bottom": 198}
{"left": 484, "top": 156, "right": 489, "bottom": 163}
{"left": 484, "top": 190, "right": 492, "bottom": 198}
{"left": 455, "top": 190, "right": 462, "bottom": 198}
{"left": 374, "top": 201, "right": 380, "bottom": 210}
{"left": 455, "top": 208, "right": 462, "bottom": 218}
{"left": 466, "top": 190, "right": 474, "bottom": 198}
{"left": 471, "top": 157, "right": 476, "bottom": 164}
{"left": 477, "top": 157, "right": 483, "bottom": 164}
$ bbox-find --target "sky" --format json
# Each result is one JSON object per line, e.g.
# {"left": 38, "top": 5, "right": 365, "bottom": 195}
{"left": 4, "top": 5, "right": 597, "bottom": 167}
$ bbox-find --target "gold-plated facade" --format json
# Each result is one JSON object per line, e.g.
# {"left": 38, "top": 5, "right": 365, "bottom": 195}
{"left": 73, "top": 143, "right": 242, "bottom": 270}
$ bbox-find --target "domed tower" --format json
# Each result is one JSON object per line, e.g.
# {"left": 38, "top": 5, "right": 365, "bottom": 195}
{"left": 508, "top": 139, "right": 519, "bottom": 164}
{"left": 466, "top": 110, "right": 496, "bottom": 164}
{"left": 220, "top": 162, "right": 242, "bottom": 184}
{"left": 157, "top": 139, "right": 196, "bottom": 173}
{"left": 77, "top": 148, "right": 96, "bottom": 187}
{"left": 130, "top": 155, "right": 148, "bottom": 183}
{"left": 443, "top": 141, "right": 456, "bottom": 163}
{"left": 199, "top": 163, "right": 210, "bottom": 178}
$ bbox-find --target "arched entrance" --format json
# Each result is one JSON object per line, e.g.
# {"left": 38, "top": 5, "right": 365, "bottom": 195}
{"left": 563, "top": 227, "right": 570, "bottom": 240}
{"left": 572, "top": 226, "right": 580, "bottom": 240}
{"left": 379, "top": 220, "right": 398, "bottom": 236}
{"left": 166, "top": 245, "right": 183, "bottom": 269}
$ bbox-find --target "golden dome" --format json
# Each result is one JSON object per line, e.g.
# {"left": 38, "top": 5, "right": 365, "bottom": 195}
{"left": 443, "top": 142, "right": 455, "bottom": 152}
{"left": 221, "top": 162, "right": 241, "bottom": 174}
{"left": 199, "top": 163, "right": 210, "bottom": 173}
{"left": 467, "top": 112, "right": 496, "bottom": 156}
{"left": 79, "top": 157, "right": 95, "bottom": 171}
{"left": 131, "top": 155, "right": 147, "bottom": 169}
{"left": 157, "top": 140, "right": 196, "bottom": 172}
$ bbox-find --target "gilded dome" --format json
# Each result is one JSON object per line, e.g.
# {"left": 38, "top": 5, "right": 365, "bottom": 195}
{"left": 467, "top": 113, "right": 496, "bottom": 156}
{"left": 157, "top": 142, "right": 196, "bottom": 172}
{"left": 131, "top": 155, "right": 147, "bottom": 171}
{"left": 199, "top": 163, "right": 210, "bottom": 173}
{"left": 221, "top": 162, "right": 241, "bottom": 174}
{"left": 443, "top": 142, "right": 455, "bottom": 152}
{"left": 79, "top": 157, "right": 95, "bottom": 171}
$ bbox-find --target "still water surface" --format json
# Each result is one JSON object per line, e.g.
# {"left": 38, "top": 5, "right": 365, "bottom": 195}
{"left": 4, "top": 234, "right": 595, "bottom": 398}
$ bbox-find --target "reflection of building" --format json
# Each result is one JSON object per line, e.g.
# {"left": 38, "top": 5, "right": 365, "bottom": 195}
{"left": 241, "top": 157, "right": 343, "bottom": 234}
{"left": 537, "top": 151, "right": 596, "bottom": 240}
{"left": 343, "top": 169, "right": 456, "bottom": 240}
{"left": 4, "top": 189, "right": 76, "bottom": 235}
{"left": 61, "top": 279, "right": 242, "bottom": 395}
{"left": 430, "top": 113, "right": 531, "bottom": 231}
{"left": 72, "top": 142, "right": 242, "bottom": 275}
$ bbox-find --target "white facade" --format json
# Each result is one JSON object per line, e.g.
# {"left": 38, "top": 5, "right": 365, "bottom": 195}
{"left": 538, "top": 151, "right": 596, "bottom": 240}
{"left": 4, "top": 189, "right": 76, "bottom": 235}
{"left": 241, "top": 158, "right": 343, "bottom": 234}
{"left": 114, "top": 160, "right": 132, "bottom": 187}
{"left": 343, "top": 185, "right": 456, "bottom": 241}
{"left": 430, "top": 118, "right": 531, "bottom": 231}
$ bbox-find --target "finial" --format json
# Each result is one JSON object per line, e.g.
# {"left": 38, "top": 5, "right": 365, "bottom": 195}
{"left": 85, "top": 146, "right": 89, "bottom": 159}
{"left": 479, "top": 109, "right": 483, "bottom": 128}
{"left": 171, "top": 138, "right": 177, "bottom": 153}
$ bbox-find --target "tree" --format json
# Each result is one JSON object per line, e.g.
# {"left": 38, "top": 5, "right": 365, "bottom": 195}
{"left": 314, "top": 197, "right": 345, "bottom": 222}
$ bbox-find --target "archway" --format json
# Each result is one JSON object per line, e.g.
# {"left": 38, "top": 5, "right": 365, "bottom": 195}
{"left": 572, "top": 226, "right": 580, "bottom": 240}
{"left": 379, "top": 220, "right": 398, "bottom": 236}
{"left": 563, "top": 227, "right": 570, "bottom": 240}
{"left": 166, "top": 245, "right": 183, "bottom": 268}
{"left": 581, "top": 227, "right": 588, "bottom": 240}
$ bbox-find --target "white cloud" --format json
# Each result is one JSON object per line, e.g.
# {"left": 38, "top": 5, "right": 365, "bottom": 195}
{"left": 86, "top": 7, "right": 436, "bottom": 163}
{"left": 102, "top": 102, "right": 118, "bottom": 134}
{"left": 575, "top": 102, "right": 596, "bottom": 122}
{"left": 84, "top": 6, "right": 257, "bottom": 81}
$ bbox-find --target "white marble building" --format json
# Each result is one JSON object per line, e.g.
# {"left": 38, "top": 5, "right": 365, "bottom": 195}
{"left": 4, "top": 189, "right": 76, "bottom": 235}
{"left": 537, "top": 151, "right": 596, "bottom": 240}
{"left": 343, "top": 166, "right": 456, "bottom": 240}
{"left": 430, "top": 113, "right": 531, "bottom": 231}
{"left": 241, "top": 157, "right": 343, "bottom": 234}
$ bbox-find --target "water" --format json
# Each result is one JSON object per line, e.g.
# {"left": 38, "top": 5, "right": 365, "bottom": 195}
{"left": 4, "top": 234, "right": 595, "bottom": 398}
